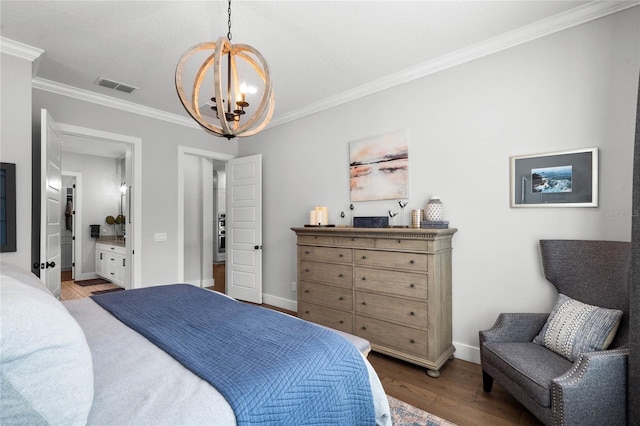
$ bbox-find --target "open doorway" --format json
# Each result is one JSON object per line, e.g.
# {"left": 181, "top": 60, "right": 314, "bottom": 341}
{"left": 177, "top": 146, "right": 233, "bottom": 290}
{"left": 57, "top": 122, "right": 142, "bottom": 289}
{"left": 60, "top": 174, "right": 77, "bottom": 282}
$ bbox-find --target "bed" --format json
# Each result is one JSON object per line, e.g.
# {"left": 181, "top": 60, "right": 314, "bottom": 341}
{"left": 0, "top": 262, "right": 391, "bottom": 425}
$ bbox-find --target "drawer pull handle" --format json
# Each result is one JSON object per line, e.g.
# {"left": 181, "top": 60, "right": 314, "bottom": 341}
{"left": 361, "top": 277, "right": 366, "bottom": 281}
{"left": 339, "top": 320, "right": 344, "bottom": 324}
{"left": 398, "top": 239, "right": 401, "bottom": 244}
{"left": 361, "top": 326, "right": 367, "bottom": 330}
{"left": 409, "top": 259, "right": 415, "bottom": 264}
{"left": 305, "top": 310, "right": 310, "bottom": 314}
{"left": 362, "top": 255, "right": 367, "bottom": 259}
{"left": 410, "top": 283, "right": 415, "bottom": 288}
{"left": 410, "top": 311, "right": 415, "bottom": 316}
{"left": 305, "top": 250, "right": 310, "bottom": 254}
{"left": 305, "top": 269, "right": 309, "bottom": 272}
{"left": 410, "top": 339, "right": 416, "bottom": 344}
{"left": 339, "top": 296, "right": 344, "bottom": 300}
{"left": 339, "top": 253, "right": 343, "bottom": 257}
{"left": 362, "top": 301, "right": 366, "bottom": 305}
{"left": 338, "top": 273, "right": 343, "bottom": 278}
{"left": 305, "top": 290, "right": 310, "bottom": 293}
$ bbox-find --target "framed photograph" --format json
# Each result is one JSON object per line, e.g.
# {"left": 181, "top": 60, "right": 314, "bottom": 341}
{"left": 349, "top": 131, "right": 408, "bottom": 202}
{"left": 510, "top": 147, "right": 598, "bottom": 208}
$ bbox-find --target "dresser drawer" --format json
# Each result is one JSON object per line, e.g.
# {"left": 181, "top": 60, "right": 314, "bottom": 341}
{"left": 356, "top": 316, "right": 428, "bottom": 357}
{"left": 299, "top": 246, "right": 352, "bottom": 263}
{"left": 355, "top": 291, "right": 427, "bottom": 328}
{"left": 354, "top": 249, "right": 427, "bottom": 272}
{"left": 300, "top": 260, "right": 352, "bottom": 288}
{"left": 96, "top": 243, "right": 126, "bottom": 255}
{"left": 299, "top": 281, "right": 352, "bottom": 311}
{"left": 298, "top": 302, "right": 353, "bottom": 333}
{"left": 298, "top": 235, "right": 336, "bottom": 246}
{"left": 375, "top": 238, "right": 429, "bottom": 252}
{"left": 354, "top": 267, "right": 428, "bottom": 300}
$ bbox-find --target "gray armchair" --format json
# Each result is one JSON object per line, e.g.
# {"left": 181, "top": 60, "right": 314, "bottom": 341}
{"left": 479, "top": 240, "right": 629, "bottom": 426}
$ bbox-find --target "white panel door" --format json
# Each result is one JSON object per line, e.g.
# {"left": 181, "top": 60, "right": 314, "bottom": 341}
{"left": 40, "top": 109, "right": 62, "bottom": 297}
{"left": 226, "top": 154, "right": 262, "bottom": 303}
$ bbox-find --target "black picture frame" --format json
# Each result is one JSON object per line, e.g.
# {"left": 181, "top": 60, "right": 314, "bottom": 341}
{"left": 1, "top": 162, "right": 17, "bottom": 252}
{"left": 510, "top": 147, "right": 598, "bottom": 207}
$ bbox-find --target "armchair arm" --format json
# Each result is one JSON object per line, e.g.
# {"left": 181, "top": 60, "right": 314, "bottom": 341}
{"left": 551, "top": 347, "right": 628, "bottom": 425}
{"left": 479, "top": 313, "right": 549, "bottom": 344}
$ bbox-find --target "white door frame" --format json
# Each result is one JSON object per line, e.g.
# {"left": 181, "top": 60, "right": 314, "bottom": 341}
{"left": 57, "top": 123, "right": 142, "bottom": 288}
{"left": 177, "top": 146, "right": 233, "bottom": 283}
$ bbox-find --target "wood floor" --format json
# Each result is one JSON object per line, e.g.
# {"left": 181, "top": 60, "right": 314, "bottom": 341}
{"left": 61, "top": 279, "right": 120, "bottom": 300}
{"left": 60, "top": 280, "right": 541, "bottom": 426}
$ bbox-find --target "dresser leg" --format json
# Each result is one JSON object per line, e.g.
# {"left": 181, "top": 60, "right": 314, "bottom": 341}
{"left": 426, "top": 368, "right": 440, "bottom": 378}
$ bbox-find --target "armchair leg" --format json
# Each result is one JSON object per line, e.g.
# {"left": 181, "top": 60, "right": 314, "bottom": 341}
{"left": 482, "top": 370, "right": 494, "bottom": 392}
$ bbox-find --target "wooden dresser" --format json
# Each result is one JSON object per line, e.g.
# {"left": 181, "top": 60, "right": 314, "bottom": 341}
{"left": 292, "top": 226, "right": 457, "bottom": 377}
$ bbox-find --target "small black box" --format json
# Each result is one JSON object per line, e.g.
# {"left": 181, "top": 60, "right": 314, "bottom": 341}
{"left": 353, "top": 216, "right": 389, "bottom": 228}
{"left": 421, "top": 221, "right": 449, "bottom": 229}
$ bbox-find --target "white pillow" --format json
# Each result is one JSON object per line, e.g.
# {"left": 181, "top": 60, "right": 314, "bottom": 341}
{"left": 533, "top": 293, "right": 622, "bottom": 362}
{"left": 0, "top": 262, "right": 53, "bottom": 296}
{"left": 0, "top": 273, "right": 94, "bottom": 425}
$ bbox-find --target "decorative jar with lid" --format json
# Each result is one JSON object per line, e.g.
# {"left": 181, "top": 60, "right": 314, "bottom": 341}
{"left": 425, "top": 196, "right": 444, "bottom": 221}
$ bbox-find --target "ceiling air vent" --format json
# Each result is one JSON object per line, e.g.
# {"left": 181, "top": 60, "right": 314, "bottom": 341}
{"left": 94, "top": 77, "right": 137, "bottom": 94}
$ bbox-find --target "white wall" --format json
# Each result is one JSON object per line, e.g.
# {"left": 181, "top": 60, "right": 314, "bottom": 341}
{"left": 0, "top": 51, "right": 34, "bottom": 270}
{"left": 62, "top": 151, "right": 120, "bottom": 278}
{"left": 239, "top": 9, "right": 640, "bottom": 362}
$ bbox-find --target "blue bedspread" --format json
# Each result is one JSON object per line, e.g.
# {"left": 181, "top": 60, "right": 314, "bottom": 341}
{"left": 91, "top": 284, "right": 375, "bottom": 425}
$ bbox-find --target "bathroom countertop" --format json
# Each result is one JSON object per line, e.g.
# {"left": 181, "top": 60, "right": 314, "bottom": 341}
{"left": 96, "top": 237, "right": 126, "bottom": 247}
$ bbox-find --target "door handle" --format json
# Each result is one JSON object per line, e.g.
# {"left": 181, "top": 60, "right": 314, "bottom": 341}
{"left": 46, "top": 261, "right": 55, "bottom": 269}
{"left": 254, "top": 245, "right": 263, "bottom": 250}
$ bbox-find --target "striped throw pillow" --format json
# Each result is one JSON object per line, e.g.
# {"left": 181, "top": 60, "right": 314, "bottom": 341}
{"left": 532, "top": 293, "right": 622, "bottom": 362}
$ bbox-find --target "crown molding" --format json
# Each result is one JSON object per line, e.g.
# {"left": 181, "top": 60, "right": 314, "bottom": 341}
{"left": 17, "top": 0, "right": 639, "bottom": 131}
{"left": 32, "top": 78, "right": 200, "bottom": 130}
{"left": 0, "top": 37, "right": 45, "bottom": 76}
{"left": 0, "top": 37, "right": 44, "bottom": 61}
{"left": 269, "top": 0, "right": 639, "bottom": 128}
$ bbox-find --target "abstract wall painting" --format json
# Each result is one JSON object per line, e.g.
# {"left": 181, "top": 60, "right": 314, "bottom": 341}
{"left": 349, "top": 131, "right": 408, "bottom": 202}
{"left": 510, "top": 147, "right": 598, "bottom": 207}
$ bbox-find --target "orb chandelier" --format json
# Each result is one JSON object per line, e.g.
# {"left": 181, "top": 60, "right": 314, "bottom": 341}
{"left": 175, "top": 0, "right": 274, "bottom": 139}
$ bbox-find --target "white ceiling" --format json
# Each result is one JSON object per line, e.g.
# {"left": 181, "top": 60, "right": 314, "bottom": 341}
{"left": 1, "top": 0, "right": 634, "bottom": 138}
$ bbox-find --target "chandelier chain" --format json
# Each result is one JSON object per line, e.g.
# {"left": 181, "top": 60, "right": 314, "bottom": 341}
{"left": 227, "top": 0, "right": 232, "bottom": 41}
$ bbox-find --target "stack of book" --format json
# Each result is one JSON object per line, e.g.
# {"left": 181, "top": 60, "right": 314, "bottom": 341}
{"left": 420, "top": 220, "right": 449, "bottom": 229}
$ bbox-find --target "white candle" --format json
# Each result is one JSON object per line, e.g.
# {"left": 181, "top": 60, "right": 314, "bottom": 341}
{"left": 309, "top": 210, "right": 317, "bottom": 225}
{"left": 315, "top": 207, "right": 325, "bottom": 225}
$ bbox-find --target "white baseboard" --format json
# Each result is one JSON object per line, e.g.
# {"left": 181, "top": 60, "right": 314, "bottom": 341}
{"left": 452, "top": 341, "right": 480, "bottom": 364}
{"left": 262, "top": 293, "right": 297, "bottom": 312}
{"left": 76, "top": 272, "right": 99, "bottom": 281}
